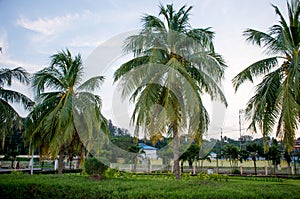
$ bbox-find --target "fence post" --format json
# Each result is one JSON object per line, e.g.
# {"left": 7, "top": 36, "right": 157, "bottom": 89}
{"left": 265, "top": 165, "right": 268, "bottom": 176}
{"left": 193, "top": 165, "right": 196, "bottom": 175}
{"left": 240, "top": 165, "right": 243, "bottom": 175}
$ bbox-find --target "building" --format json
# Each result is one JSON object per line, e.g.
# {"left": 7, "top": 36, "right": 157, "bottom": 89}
{"left": 138, "top": 143, "right": 157, "bottom": 159}
{"left": 294, "top": 139, "right": 300, "bottom": 149}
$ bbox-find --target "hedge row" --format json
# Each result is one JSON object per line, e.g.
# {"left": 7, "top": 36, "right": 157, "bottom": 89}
{"left": 0, "top": 174, "right": 300, "bottom": 199}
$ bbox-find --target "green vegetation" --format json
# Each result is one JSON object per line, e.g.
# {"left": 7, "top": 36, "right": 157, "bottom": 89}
{"left": 0, "top": 67, "right": 32, "bottom": 150}
{"left": 114, "top": 3, "right": 227, "bottom": 180}
{"left": 1, "top": 2, "right": 300, "bottom": 199}
{"left": 84, "top": 158, "right": 108, "bottom": 178}
{"left": 0, "top": 174, "right": 299, "bottom": 198}
{"left": 232, "top": 0, "right": 300, "bottom": 152}
{"left": 24, "top": 49, "right": 109, "bottom": 175}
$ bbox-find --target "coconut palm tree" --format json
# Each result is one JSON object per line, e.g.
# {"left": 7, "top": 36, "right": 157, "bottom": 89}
{"left": 0, "top": 67, "right": 32, "bottom": 149}
{"left": 114, "top": 4, "right": 227, "bottom": 179}
{"left": 246, "top": 142, "right": 263, "bottom": 175}
{"left": 232, "top": 0, "right": 300, "bottom": 152}
{"left": 25, "top": 49, "right": 108, "bottom": 175}
{"left": 221, "top": 144, "right": 240, "bottom": 170}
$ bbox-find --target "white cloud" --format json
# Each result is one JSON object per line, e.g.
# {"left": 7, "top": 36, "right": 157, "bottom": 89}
{"left": 0, "top": 28, "right": 42, "bottom": 72}
{"left": 16, "top": 10, "right": 93, "bottom": 36}
{"left": 0, "top": 29, "right": 9, "bottom": 52}
{"left": 0, "top": 55, "right": 42, "bottom": 73}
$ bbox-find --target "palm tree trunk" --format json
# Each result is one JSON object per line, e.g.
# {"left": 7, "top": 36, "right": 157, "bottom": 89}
{"left": 58, "top": 145, "right": 65, "bottom": 176}
{"left": 181, "top": 161, "right": 184, "bottom": 173}
{"left": 173, "top": 124, "right": 180, "bottom": 180}
{"left": 254, "top": 160, "right": 257, "bottom": 175}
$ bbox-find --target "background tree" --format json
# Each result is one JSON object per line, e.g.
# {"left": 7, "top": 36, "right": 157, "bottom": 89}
{"left": 179, "top": 144, "right": 200, "bottom": 172}
{"left": 0, "top": 67, "right": 32, "bottom": 149}
{"left": 239, "top": 149, "right": 250, "bottom": 164}
{"left": 25, "top": 49, "right": 108, "bottom": 175}
{"left": 246, "top": 142, "right": 264, "bottom": 175}
{"left": 283, "top": 150, "right": 293, "bottom": 174}
{"left": 221, "top": 144, "right": 240, "bottom": 170}
{"left": 265, "top": 139, "right": 281, "bottom": 174}
{"left": 232, "top": 0, "right": 300, "bottom": 152}
{"left": 128, "top": 144, "right": 145, "bottom": 172}
{"left": 114, "top": 4, "right": 227, "bottom": 180}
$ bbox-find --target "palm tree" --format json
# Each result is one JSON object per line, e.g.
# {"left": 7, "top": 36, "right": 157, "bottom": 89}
{"left": 246, "top": 142, "right": 263, "bottom": 175}
{"left": 221, "top": 144, "right": 240, "bottom": 170}
{"left": 114, "top": 4, "right": 227, "bottom": 179}
{"left": 128, "top": 144, "right": 145, "bottom": 172}
{"left": 179, "top": 144, "right": 200, "bottom": 171}
{"left": 232, "top": 0, "right": 300, "bottom": 152}
{"left": 0, "top": 67, "right": 32, "bottom": 149}
{"left": 25, "top": 49, "right": 108, "bottom": 175}
{"left": 265, "top": 139, "right": 281, "bottom": 174}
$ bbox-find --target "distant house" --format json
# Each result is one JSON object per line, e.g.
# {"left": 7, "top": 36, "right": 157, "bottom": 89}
{"left": 295, "top": 139, "right": 300, "bottom": 149}
{"left": 209, "top": 152, "right": 217, "bottom": 160}
{"left": 138, "top": 143, "right": 157, "bottom": 159}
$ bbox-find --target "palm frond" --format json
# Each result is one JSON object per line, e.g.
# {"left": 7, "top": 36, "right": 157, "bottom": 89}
{"left": 77, "top": 76, "right": 104, "bottom": 92}
{"left": 0, "top": 88, "right": 32, "bottom": 110}
{"left": 232, "top": 57, "right": 278, "bottom": 91}
{"left": 0, "top": 67, "right": 30, "bottom": 87}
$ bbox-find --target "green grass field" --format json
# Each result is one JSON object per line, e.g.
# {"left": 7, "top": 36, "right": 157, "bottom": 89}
{"left": 0, "top": 174, "right": 299, "bottom": 198}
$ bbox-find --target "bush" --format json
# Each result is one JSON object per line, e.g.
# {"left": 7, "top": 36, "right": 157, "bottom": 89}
{"left": 105, "top": 168, "right": 121, "bottom": 178}
{"left": 84, "top": 158, "right": 108, "bottom": 178}
{"left": 232, "top": 169, "right": 240, "bottom": 175}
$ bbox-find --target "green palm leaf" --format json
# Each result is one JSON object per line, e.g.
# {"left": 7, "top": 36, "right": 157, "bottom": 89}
{"left": 25, "top": 49, "right": 108, "bottom": 175}
{"left": 114, "top": 4, "right": 227, "bottom": 180}
{"left": 233, "top": 0, "right": 300, "bottom": 152}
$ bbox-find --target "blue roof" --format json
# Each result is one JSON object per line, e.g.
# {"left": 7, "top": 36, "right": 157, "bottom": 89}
{"left": 138, "top": 143, "right": 157, "bottom": 150}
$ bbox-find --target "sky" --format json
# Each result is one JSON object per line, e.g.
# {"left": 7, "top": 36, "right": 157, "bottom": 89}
{"left": 1, "top": 0, "right": 298, "bottom": 140}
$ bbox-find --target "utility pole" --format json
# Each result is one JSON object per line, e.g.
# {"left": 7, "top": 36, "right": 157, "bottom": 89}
{"left": 239, "top": 109, "right": 244, "bottom": 149}
{"left": 220, "top": 128, "right": 223, "bottom": 152}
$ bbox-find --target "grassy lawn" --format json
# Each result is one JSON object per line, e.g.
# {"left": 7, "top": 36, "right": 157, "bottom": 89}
{"left": 0, "top": 173, "right": 299, "bottom": 198}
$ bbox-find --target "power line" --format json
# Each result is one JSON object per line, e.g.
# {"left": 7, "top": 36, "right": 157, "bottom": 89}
{"left": 208, "top": 128, "right": 247, "bottom": 136}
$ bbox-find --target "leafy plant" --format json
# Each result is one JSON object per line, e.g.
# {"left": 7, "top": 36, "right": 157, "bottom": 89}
{"left": 84, "top": 158, "right": 108, "bottom": 178}
{"left": 105, "top": 168, "right": 121, "bottom": 179}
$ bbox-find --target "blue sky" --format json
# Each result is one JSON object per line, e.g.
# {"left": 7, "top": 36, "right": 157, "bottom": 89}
{"left": 1, "top": 0, "right": 297, "bottom": 140}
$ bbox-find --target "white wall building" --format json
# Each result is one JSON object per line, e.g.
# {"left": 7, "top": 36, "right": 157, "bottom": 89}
{"left": 138, "top": 143, "right": 157, "bottom": 159}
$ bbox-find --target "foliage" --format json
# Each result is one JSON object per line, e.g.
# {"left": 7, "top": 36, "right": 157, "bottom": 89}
{"left": 239, "top": 149, "right": 249, "bottom": 163}
{"left": 25, "top": 49, "right": 109, "bottom": 175}
{"left": 0, "top": 67, "right": 32, "bottom": 150}
{"left": 221, "top": 145, "right": 240, "bottom": 169}
{"left": 179, "top": 144, "right": 200, "bottom": 168}
{"left": 232, "top": 0, "right": 300, "bottom": 152}
{"left": 246, "top": 142, "right": 264, "bottom": 175}
{"left": 84, "top": 158, "right": 108, "bottom": 177}
{"left": 128, "top": 144, "right": 145, "bottom": 171}
{"left": 0, "top": 174, "right": 300, "bottom": 198}
{"left": 283, "top": 150, "right": 292, "bottom": 168}
{"left": 105, "top": 168, "right": 121, "bottom": 178}
{"left": 265, "top": 139, "right": 281, "bottom": 173}
{"left": 108, "top": 120, "right": 130, "bottom": 137}
{"left": 114, "top": 3, "right": 227, "bottom": 180}
{"left": 179, "top": 144, "right": 212, "bottom": 171}
{"left": 232, "top": 169, "right": 241, "bottom": 175}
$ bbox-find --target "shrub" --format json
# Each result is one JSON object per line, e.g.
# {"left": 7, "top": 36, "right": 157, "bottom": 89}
{"left": 84, "top": 158, "right": 108, "bottom": 178}
{"left": 232, "top": 169, "right": 240, "bottom": 175}
{"left": 105, "top": 168, "right": 121, "bottom": 179}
